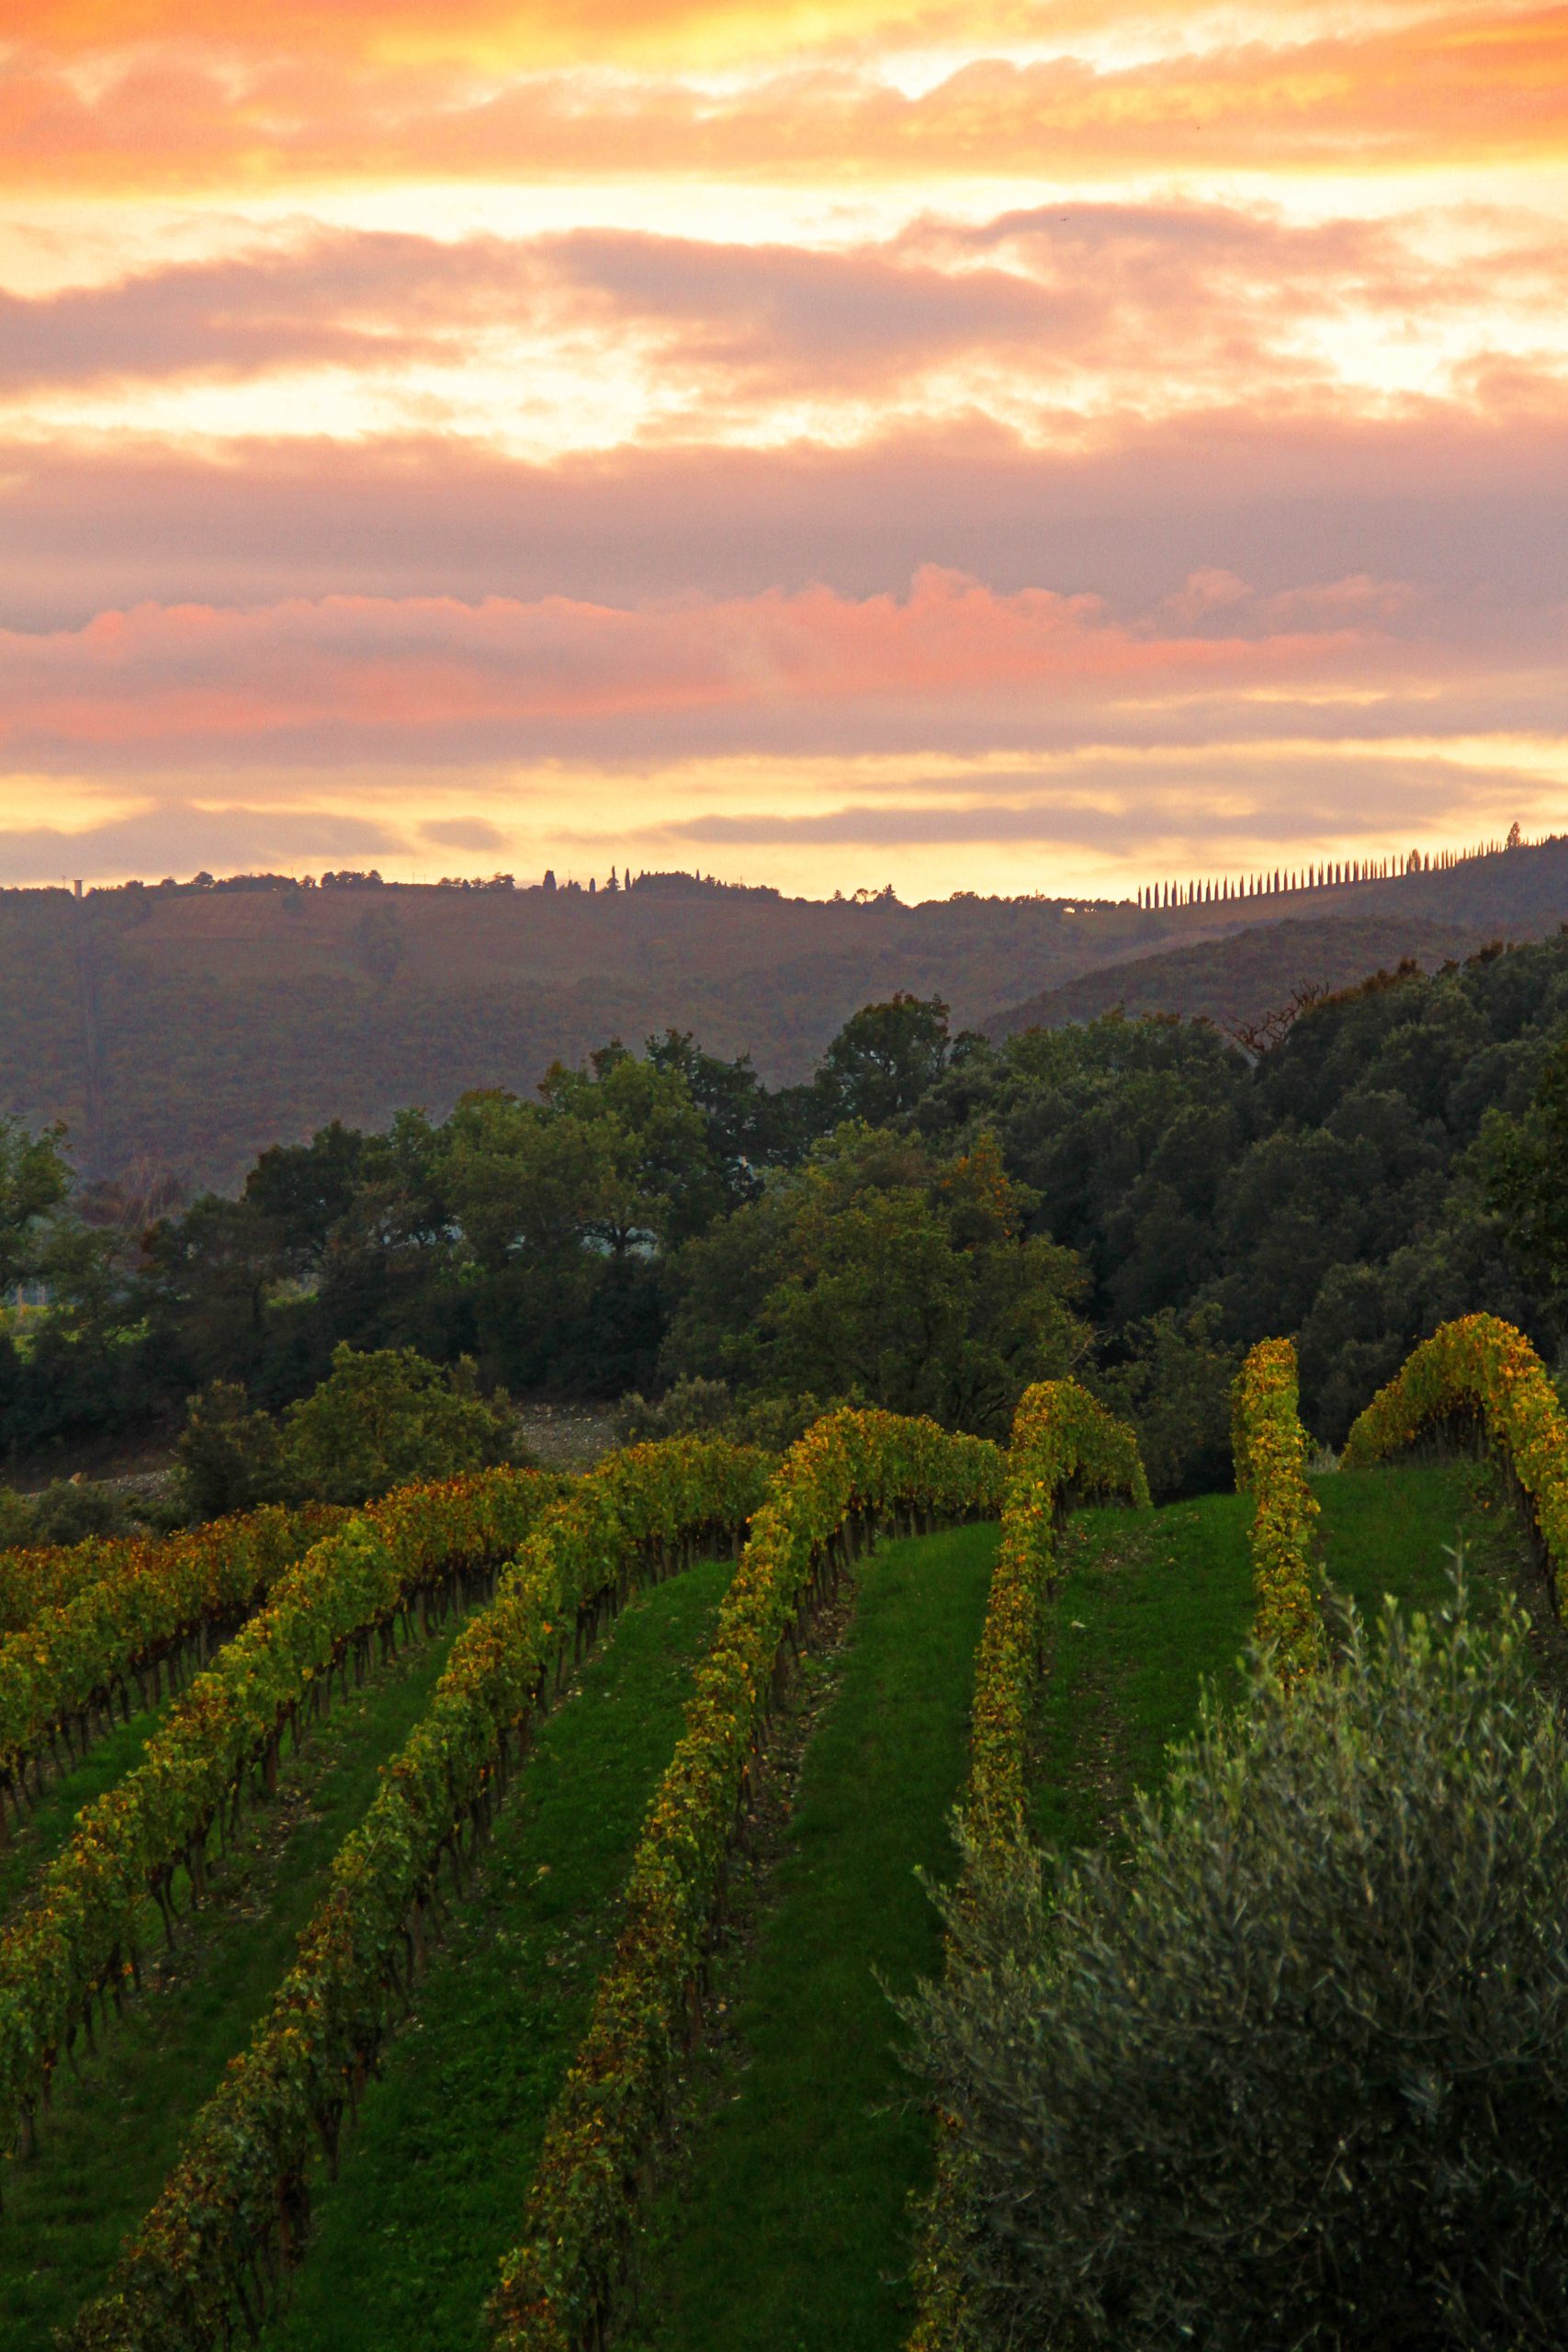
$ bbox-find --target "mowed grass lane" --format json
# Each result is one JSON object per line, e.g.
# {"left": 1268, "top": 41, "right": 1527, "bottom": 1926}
{"left": 1034, "top": 1461, "right": 1514, "bottom": 1856}
{"left": 625, "top": 1464, "right": 1530, "bottom": 2352}
{"left": 621, "top": 1521, "right": 998, "bottom": 2352}
{"left": 0, "top": 1607, "right": 474, "bottom": 2350}
{"left": 0, "top": 1696, "right": 173, "bottom": 1920}
{"left": 264, "top": 1554, "right": 738, "bottom": 2352}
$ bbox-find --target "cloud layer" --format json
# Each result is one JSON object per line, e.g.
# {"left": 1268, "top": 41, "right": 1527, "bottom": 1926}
{"left": 2, "top": 0, "right": 1564, "bottom": 894}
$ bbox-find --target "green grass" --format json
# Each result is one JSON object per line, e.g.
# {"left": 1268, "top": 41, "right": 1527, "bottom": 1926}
{"left": 1314, "top": 1457, "right": 1513, "bottom": 1627}
{"left": 263, "top": 1553, "right": 738, "bottom": 2352}
{"left": 1032, "top": 1489, "right": 1256, "bottom": 1853}
{"left": 1034, "top": 1463, "right": 1524, "bottom": 1855}
{"left": 0, "top": 1697, "right": 172, "bottom": 1918}
{"left": 620, "top": 1521, "right": 998, "bottom": 2352}
{"left": 0, "top": 1610, "right": 476, "bottom": 2349}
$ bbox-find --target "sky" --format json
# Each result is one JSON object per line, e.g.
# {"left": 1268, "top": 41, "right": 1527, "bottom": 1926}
{"left": 2, "top": 1, "right": 1565, "bottom": 901}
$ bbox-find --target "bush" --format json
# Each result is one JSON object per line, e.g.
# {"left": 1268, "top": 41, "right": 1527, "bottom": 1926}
{"left": 615, "top": 1375, "right": 735, "bottom": 1444}
{"left": 1094, "top": 1303, "right": 1241, "bottom": 1500}
{"left": 907, "top": 1584, "right": 1568, "bottom": 2351}
{"left": 175, "top": 1379, "right": 282, "bottom": 1519}
{"left": 0, "top": 1476, "right": 140, "bottom": 1548}
{"left": 276, "top": 1342, "right": 522, "bottom": 1505}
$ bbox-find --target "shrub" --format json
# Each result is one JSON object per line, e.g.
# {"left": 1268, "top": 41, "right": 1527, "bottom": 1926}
{"left": 276, "top": 1343, "right": 523, "bottom": 1505}
{"left": 175, "top": 1378, "right": 282, "bottom": 1518}
{"left": 1094, "top": 1304, "right": 1241, "bottom": 1500}
{"left": 615, "top": 1374, "right": 735, "bottom": 1443}
{"left": 906, "top": 1584, "right": 1568, "bottom": 2352}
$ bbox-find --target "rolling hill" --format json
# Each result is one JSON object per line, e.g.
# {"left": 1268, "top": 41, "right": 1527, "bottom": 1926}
{"left": 6, "top": 834, "right": 1568, "bottom": 1189}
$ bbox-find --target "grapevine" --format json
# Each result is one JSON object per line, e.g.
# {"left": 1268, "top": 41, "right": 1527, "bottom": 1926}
{"left": 1232, "top": 1339, "right": 1324, "bottom": 1679}
{"left": 1342, "top": 1313, "right": 1568, "bottom": 1611}
{"left": 491, "top": 1408, "right": 1005, "bottom": 2352}
{"left": 64, "top": 1436, "right": 772, "bottom": 2352}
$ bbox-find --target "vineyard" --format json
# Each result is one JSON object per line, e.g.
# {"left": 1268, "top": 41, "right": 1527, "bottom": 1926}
{"left": 0, "top": 1323, "right": 1560, "bottom": 2350}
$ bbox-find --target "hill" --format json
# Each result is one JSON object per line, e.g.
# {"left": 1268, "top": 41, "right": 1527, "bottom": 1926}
{"left": 985, "top": 912, "right": 1500, "bottom": 1040}
{"left": 5, "top": 834, "right": 1568, "bottom": 1190}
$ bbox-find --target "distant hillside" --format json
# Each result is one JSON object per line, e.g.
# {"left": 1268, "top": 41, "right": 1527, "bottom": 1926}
{"left": 6, "top": 834, "right": 1568, "bottom": 1191}
{"left": 986, "top": 914, "right": 1504, "bottom": 1042}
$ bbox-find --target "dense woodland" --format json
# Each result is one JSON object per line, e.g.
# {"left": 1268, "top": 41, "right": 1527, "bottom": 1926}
{"left": 6, "top": 927, "right": 1568, "bottom": 1495}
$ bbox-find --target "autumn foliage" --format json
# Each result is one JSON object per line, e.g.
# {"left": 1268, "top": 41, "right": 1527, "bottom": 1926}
{"left": 491, "top": 1408, "right": 1005, "bottom": 2352}
{"left": 65, "top": 1436, "right": 771, "bottom": 2352}
{"left": 1232, "top": 1340, "right": 1324, "bottom": 1678}
{"left": 1342, "top": 1314, "right": 1568, "bottom": 1611}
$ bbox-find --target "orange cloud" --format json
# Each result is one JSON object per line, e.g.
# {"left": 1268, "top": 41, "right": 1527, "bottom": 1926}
{"left": 4, "top": 8, "right": 1566, "bottom": 189}
{"left": 0, "top": 571, "right": 1437, "bottom": 777}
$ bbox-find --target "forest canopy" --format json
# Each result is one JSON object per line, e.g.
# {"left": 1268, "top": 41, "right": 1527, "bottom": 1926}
{"left": 5, "top": 937, "right": 1568, "bottom": 1494}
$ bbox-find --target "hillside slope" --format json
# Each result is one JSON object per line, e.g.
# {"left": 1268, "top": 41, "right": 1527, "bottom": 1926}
{"left": 6, "top": 835, "right": 1568, "bottom": 1188}
{"left": 986, "top": 912, "right": 1500, "bottom": 1039}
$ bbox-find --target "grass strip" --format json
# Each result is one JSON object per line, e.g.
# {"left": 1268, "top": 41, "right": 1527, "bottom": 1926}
{"left": 0, "top": 1603, "right": 473, "bottom": 2350}
{"left": 68, "top": 1441, "right": 770, "bottom": 2352}
{"left": 261, "top": 1555, "right": 739, "bottom": 2352}
{"left": 621, "top": 1523, "right": 998, "bottom": 2352}
{"left": 1032, "top": 1489, "right": 1258, "bottom": 1855}
{"left": 491, "top": 1411, "right": 1004, "bottom": 2352}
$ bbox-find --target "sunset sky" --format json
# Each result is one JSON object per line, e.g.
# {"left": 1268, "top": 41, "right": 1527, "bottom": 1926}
{"left": 3, "top": 0, "right": 1565, "bottom": 899}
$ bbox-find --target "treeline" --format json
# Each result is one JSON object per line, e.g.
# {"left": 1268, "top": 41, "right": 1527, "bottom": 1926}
{"left": 6, "top": 935, "right": 1568, "bottom": 1493}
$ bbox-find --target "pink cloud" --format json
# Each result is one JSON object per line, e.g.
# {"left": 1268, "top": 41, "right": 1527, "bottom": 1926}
{"left": 0, "top": 569, "right": 1441, "bottom": 771}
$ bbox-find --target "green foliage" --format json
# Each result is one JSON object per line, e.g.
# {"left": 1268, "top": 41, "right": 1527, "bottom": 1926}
{"left": 664, "top": 1128, "right": 1090, "bottom": 1435}
{"left": 907, "top": 1584, "right": 1568, "bottom": 2352}
{"left": 813, "top": 993, "right": 975, "bottom": 1127}
{"left": 0, "top": 1114, "right": 71, "bottom": 1292}
{"left": 276, "top": 1343, "right": 521, "bottom": 1506}
{"left": 175, "top": 1378, "right": 282, "bottom": 1517}
{"left": 1093, "top": 1303, "right": 1241, "bottom": 1498}
{"left": 0, "top": 1476, "right": 137, "bottom": 1551}
{"left": 615, "top": 1374, "right": 735, "bottom": 1443}
{"left": 1483, "top": 1027, "right": 1568, "bottom": 1302}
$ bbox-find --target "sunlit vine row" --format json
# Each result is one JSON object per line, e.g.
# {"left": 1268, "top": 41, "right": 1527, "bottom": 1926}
{"left": 1343, "top": 1312, "right": 1568, "bottom": 1609}
{"left": 1232, "top": 1338, "right": 1324, "bottom": 1679}
{"left": 65, "top": 1437, "right": 772, "bottom": 2352}
{"left": 491, "top": 1408, "right": 1005, "bottom": 2352}
{"left": 0, "top": 1463, "right": 568, "bottom": 2177}
{"left": 908, "top": 1379, "right": 1146, "bottom": 2352}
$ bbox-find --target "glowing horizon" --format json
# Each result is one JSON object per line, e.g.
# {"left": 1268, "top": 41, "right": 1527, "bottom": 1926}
{"left": 3, "top": 0, "right": 1565, "bottom": 901}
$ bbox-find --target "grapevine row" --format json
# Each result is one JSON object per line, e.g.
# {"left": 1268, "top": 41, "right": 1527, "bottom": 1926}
{"left": 0, "top": 1502, "right": 346, "bottom": 1837}
{"left": 1232, "top": 1338, "right": 1324, "bottom": 1677}
{"left": 491, "top": 1408, "right": 1006, "bottom": 2352}
{"left": 0, "top": 1533, "right": 149, "bottom": 1639}
{"left": 66, "top": 1436, "right": 772, "bottom": 2352}
{"left": 0, "top": 1464, "right": 567, "bottom": 2174}
{"left": 908, "top": 1379, "right": 1147, "bottom": 2352}
{"left": 1342, "top": 1313, "right": 1568, "bottom": 1610}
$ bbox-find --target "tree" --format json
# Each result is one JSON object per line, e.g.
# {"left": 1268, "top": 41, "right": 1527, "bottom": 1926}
{"left": 813, "top": 993, "right": 974, "bottom": 1128}
{"left": 276, "top": 1342, "right": 520, "bottom": 1506}
{"left": 175, "top": 1379, "right": 282, "bottom": 1518}
{"left": 663, "top": 1127, "right": 1088, "bottom": 1435}
{"left": 907, "top": 1586, "right": 1568, "bottom": 2350}
{"left": 1483, "top": 1031, "right": 1568, "bottom": 1305}
{"left": 0, "top": 1116, "right": 71, "bottom": 1291}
